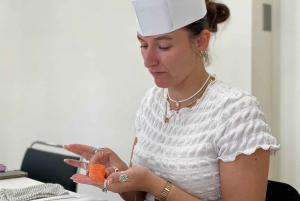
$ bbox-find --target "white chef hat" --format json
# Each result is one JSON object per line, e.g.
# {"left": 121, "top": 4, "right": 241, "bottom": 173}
{"left": 132, "top": 0, "right": 207, "bottom": 36}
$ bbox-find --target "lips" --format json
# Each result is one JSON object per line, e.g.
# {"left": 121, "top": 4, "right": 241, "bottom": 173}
{"left": 150, "top": 71, "right": 165, "bottom": 77}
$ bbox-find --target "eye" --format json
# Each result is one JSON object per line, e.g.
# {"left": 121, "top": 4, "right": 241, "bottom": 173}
{"left": 140, "top": 45, "right": 148, "bottom": 49}
{"left": 159, "top": 46, "right": 171, "bottom": 51}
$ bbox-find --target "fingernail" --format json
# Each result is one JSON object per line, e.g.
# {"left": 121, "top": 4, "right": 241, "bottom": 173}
{"left": 108, "top": 178, "right": 114, "bottom": 185}
{"left": 64, "top": 159, "right": 66, "bottom": 162}
{"left": 64, "top": 145, "right": 70, "bottom": 149}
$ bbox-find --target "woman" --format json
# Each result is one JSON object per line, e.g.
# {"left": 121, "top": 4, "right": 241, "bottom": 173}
{"left": 64, "top": 0, "right": 280, "bottom": 200}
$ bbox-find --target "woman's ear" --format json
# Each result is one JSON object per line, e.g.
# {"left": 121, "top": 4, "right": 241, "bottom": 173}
{"left": 194, "top": 29, "right": 210, "bottom": 54}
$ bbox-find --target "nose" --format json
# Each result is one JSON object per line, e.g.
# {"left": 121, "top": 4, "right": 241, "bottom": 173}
{"left": 143, "top": 48, "right": 159, "bottom": 68}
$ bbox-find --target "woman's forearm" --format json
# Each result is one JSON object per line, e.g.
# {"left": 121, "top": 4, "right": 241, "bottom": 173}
{"left": 146, "top": 172, "right": 202, "bottom": 201}
{"left": 165, "top": 185, "right": 202, "bottom": 201}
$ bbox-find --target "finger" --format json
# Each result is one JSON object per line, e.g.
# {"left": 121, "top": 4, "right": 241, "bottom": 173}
{"left": 105, "top": 166, "right": 119, "bottom": 177}
{"left": 71, "top": 174, "right": 103, "bottom": 188}
{"left": 63, "top": 144, "right": 94, "bottom": 159}
{"left": 64, "top": 144, "right": 93, "bottom": 158}
{"left": 64, "top": 159, "right": 88, "bottom": 169}
{"left": 107, "top": 171, "right": 130, "bottom": 186}
{"left": 89, "top": 149, "right": 108, "bottom": 165}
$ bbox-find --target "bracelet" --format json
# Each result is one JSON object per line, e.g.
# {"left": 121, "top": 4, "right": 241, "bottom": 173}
{"left": 102, "top": 179, "right": 107, "bottom": 193}
{"left": 155, "top": 181, "right": 172, "bottom": 201}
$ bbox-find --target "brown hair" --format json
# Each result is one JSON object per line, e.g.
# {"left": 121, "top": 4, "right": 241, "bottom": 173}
{"left": 185, "top": 0, "right": 230, "bottom": 65}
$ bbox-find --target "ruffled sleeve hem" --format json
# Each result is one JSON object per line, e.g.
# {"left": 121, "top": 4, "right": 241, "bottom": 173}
{"left": 217, "top": 144, "right": 281, "bottom": 162}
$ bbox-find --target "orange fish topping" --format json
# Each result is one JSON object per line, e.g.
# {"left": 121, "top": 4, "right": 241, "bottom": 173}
{"left": 89, "top": 164, "right": 106, "bottom": 182}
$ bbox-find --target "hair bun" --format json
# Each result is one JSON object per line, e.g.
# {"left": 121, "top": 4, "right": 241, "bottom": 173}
{"left": 206, "top": 0, "right": 230, "bottom": 32}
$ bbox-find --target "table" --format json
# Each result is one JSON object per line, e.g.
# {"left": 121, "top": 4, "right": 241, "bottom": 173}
{"left": 0, "top": 177, "right": 43, "bottom": 188}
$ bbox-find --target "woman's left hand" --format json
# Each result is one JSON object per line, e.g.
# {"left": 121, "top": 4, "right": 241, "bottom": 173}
{"left": 64, "top": 144, "right": 128, "bottom": 189}
{"left": 105, "top": 166, "right": 154, "bottom": 193}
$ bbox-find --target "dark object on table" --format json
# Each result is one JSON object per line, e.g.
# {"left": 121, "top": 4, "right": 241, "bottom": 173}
{"left": 266, "top": 180, "right": 300, "bottom": 201}
{"left": 0, "top": 164, "right": 6, "bottom": 172}
{"left": 0, "top": 170, "right": 28, "bottom": 180}
{"left": 21, "top": 141, "right": 80, "bottom": 192}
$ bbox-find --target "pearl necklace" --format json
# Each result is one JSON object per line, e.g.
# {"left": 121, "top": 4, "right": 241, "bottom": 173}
{"left": 167, "top": 74, "right": 211, "bottom": 108}
{"left": 164, "top": 76, "right": 215, "bottom": 123}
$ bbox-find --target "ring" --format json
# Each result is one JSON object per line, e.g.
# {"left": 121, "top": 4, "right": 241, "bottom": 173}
{"left": 112, "top": 166, "right": 119, "bottom": 172}
{"left": 102, "top": 179, "right": 107, "bottom": 193}
{"left": 87, "top": 148, "right": 105, "bottom": 161}
{"left": 119, "top": 171, "right": 128, "bottom": 182}
{"left": 95, "top": 148, "right": 105, "bottom": 155}
{"left": 83, "top": 162, "right": 89, "bottom": 170}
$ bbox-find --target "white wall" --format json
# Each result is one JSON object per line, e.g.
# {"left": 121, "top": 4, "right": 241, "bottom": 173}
{"left": 252, "top": 0, "right": 279, "bottom": 181}
{"left": 297, "top": 1, "right": 300, "bottom": 188}
{"left": 273, "top": 0, "right": 300, "bottom": 190}
{"left": 208, "top": 0, "right": 252, "bottom": 92}
{"left": 0, "top": 1, "right": 151, "bottom": 200}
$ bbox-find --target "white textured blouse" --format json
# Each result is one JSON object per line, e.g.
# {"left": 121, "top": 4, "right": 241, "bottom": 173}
{"left": 131, "top": 79, "right": 280, "bottom": 201}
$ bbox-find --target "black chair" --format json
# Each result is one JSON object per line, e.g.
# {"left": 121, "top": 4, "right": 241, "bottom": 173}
{"left": 21, "top": 141, "right": 80, "bottom": 192}
{"left": 266, "top": 180, "right": 300, "bottom": 201}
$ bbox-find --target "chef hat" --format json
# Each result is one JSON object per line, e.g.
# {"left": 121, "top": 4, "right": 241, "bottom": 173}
{"left": 132, "top": 0, "right": 207, "bottom": 36}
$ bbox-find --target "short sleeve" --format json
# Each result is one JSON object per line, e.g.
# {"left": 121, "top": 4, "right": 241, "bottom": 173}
{"left": 217, "top": 96, "right": 280, "bottom": 162}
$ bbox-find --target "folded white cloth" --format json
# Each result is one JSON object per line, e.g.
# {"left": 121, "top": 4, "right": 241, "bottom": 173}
{"left": 0, "top": 183, "right": 68, "bottom": 201}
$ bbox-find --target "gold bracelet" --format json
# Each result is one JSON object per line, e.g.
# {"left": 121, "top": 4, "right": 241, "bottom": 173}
{"left": 155, "top": 181, "right": 172, "bottom": 201}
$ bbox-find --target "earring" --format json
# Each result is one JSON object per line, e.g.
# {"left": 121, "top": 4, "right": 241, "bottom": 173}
{"left": 200, "top": 50, "right": 205, "bottom": 55}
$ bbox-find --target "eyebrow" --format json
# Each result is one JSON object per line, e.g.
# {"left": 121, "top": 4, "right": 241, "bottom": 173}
{"left": 137, "top": 35, "right": 173, "bottom": 41}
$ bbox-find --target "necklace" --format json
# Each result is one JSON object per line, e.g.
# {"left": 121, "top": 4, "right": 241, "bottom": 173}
{"left": 167, "top": 74, "right": 211, "bottom": 108}
{"left": 165, "top": 76, "right": 215, "bottom": 123}
{"left": 165, "top": 101, "right": 176, "bottom": 123}
{"left": 170, "top": 76, "right": 215, "bottom": 109}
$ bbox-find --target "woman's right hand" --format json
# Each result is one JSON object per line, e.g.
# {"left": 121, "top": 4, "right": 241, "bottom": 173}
{"left": 63, "top": 144, "right": 128, "bottom": 176}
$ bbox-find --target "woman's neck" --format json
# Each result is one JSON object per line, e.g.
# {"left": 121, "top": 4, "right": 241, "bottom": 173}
{"left": 167, "top": 69, "right": 209, "bottom": 102}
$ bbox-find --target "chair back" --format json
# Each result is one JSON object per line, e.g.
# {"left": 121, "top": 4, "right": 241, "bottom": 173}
{"left": 266, "top": 180, "right": 300, "bottom": 201}
{"left": 21, "top": 141, "right": 80, "bottom": 192}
